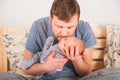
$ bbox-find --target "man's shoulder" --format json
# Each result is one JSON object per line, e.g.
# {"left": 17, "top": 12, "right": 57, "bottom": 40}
{"left": 31, "top": 17, "right": 51, "bottom": 30}
{"left": 77, "top": 20, "right": 90, "bottom": 27}
{"left": 77, "top": 20, "right": 91, "bottom": 31}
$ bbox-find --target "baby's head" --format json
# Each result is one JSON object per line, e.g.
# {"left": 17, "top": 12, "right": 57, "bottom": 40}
{"left": 58, "top": 37, "right": 85, "bottom": 54}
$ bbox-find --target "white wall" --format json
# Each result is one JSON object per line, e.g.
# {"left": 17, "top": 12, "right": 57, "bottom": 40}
{"left": 79, "top": 0, "right": 120, "bottom": 27}
{"left": 0, "top": 0, "right": 120, "bottom": 28}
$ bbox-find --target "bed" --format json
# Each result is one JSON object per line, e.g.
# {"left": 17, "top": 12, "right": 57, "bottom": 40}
{"left": 0, "top": 26, "right": 120, "bottom": 80}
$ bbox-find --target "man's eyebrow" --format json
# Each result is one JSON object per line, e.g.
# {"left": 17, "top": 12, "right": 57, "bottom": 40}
{"left": 68, "top": 26, "right": 74, "bottom": 28}
{"left": 54, "top": 23, "right": 61, "bottom": 26}
{"left": 67, "top": 24, "right": 76, "bottom": 27}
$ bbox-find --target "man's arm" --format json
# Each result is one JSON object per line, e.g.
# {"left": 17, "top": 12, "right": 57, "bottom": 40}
{"left": 63, "top": 45, "right": 93, "bottom": 77}
{"left": 72, "top": 48, "right": 93, "bottom": 77}
{"left": 22, "top": 50, "right": 68, "bottom": 75}
{"left": 22, "top": 50, "right": 48, "bottom": 75}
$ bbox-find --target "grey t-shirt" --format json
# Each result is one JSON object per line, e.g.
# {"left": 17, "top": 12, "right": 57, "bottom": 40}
{"left": 25, "top": 17, "right": 97, "bottom": 79}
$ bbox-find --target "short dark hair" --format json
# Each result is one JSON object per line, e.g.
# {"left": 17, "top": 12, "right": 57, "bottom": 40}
{"left": 50, "top": 0, "right": 80, "bottom": 21}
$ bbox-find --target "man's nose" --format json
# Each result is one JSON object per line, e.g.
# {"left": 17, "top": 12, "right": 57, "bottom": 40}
{"left": 60, "top": 29, "right": 69, "bottom": 36}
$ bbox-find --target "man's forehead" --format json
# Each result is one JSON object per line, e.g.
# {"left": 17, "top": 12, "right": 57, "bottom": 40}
{"left": 52, "top": 15, "right": 78, "bottom": 26}
{"left": 53, "top": 21, "right": 76, "bottom": 28}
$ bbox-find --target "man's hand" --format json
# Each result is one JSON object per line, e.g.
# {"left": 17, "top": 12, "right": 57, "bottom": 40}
{"left": 45, "top": 50, "right": 68, "bottom": 72}
{"left": 59, "top": 37, "right": 85, "bottom": 61}
{"left": 62, "top": 45, "right": 84, "bottom": 61}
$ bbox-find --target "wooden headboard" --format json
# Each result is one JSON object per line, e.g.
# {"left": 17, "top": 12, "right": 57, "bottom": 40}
{"left": 0, "top": 28, "right": 106, "bottom": 72}
{"left": 92, "top": 28, "right": 106, "bottom": 70}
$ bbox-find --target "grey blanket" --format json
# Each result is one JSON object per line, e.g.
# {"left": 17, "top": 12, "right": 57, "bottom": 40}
{"left": 79, "top": 68, "right": 120, "bottom": 80}
{"left": 0, "top": 68, "right": 120, "bottom": 80}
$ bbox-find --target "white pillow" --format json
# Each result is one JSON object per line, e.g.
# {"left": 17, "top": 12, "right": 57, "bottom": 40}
{"left": 104, "top": 25, "right": 120, "bottom": 68}
{"left": 0, "top": 29, "right": 28, "bottom": 75}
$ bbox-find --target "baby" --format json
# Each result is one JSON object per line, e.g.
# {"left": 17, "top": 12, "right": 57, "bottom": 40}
{"left": 41, "top": 36, "right": 85, "bottom": 64}
{"left": 22, "top": 36, "right": 85, "bottom": 78}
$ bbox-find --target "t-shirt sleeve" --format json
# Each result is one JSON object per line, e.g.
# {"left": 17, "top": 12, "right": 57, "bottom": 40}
{"left": 25, "top": 22, "right": 41, "bottom": 54}
{"left": 82, "top": 22, "right": 97, "bottom": 48}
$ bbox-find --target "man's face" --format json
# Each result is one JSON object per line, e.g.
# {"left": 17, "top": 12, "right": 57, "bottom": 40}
{"left": 51, "top": 14, "right": 78, "bottom": 40}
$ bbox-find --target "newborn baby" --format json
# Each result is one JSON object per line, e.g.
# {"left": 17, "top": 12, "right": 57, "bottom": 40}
{"left": 22, "top": 36, "right": 85, "bottom": 79}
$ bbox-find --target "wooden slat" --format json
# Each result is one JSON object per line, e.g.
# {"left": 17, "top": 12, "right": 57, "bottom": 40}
{"left": 92, "top": 61, "right": 104, "bottom": 70}
{"left": 92, "top": 49, "right": 104, "bottom": 59}
{"left": 0, "top": 39, "right": 8, "bottom": 72}
{"left": 0, "top": 39, "right": 4, "bottom": 71}
{"left": 94, "top": 39, "right": 106, "bottom": 48}
{"left": 93, "top": 28, "right": 106, "bottom": 38}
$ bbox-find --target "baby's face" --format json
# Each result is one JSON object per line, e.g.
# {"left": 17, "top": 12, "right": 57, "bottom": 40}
{"left": 58, "top": 37, "right": 85, "bottom": 53}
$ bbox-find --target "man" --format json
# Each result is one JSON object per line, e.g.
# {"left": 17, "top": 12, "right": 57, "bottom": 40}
{"left": 22, "top": 0, "right": 97, "bottom": 80}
